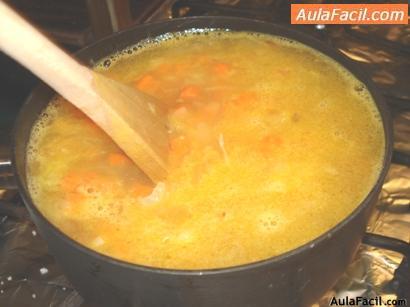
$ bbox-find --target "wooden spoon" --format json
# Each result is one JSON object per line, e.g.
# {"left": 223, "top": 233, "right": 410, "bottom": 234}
{"left": 0, "top": 2, "right": 168, "bottom": 183}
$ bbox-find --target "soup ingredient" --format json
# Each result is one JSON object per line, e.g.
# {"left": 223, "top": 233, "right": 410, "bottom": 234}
{"left": 27, "top": 31, "right": 385, "bottom": 270}
{"left": 0, "top": 2, "right": 168, "bottom": 182}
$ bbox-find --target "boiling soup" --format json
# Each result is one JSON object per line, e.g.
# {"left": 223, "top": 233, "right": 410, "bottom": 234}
{"left": 27, "top": 31, "right": 384, "bottom": 269}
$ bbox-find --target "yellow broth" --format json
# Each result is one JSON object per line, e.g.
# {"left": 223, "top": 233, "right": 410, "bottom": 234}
{"left": 27, "top": 31, "right": 385, "bottom": 269}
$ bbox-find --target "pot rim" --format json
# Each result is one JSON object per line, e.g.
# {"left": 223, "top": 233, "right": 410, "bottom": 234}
{"left": 12, "top": 16, "right": 393, "bottom": 276}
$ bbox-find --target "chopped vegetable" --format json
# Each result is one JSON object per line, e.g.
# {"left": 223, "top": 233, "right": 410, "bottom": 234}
{"left": 108, "top": 153, "right": 130, "bottom": 166}
{"left": 170, "top": 135, "right": 191, "bottom": 157}
{"left": 179, "top": 85, "right": 201, "bottom": 100}
{"left": 135, "top": 74, "right": 158, "bottom": 92}
{"left": 133, "top": 182, "right": 153, "bottom": 197}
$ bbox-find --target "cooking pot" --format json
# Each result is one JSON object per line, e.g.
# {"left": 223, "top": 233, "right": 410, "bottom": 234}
{"left": 1, "top": 17, "right": 409, "bottom": 307}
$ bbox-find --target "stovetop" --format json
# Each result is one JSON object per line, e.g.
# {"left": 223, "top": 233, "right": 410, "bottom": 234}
{"left": 0, "top": 1, "right": 409, "bottom": 306}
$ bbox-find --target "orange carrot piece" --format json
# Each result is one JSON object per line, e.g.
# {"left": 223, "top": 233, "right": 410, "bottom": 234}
{"left": 170, "top": 135, "right": 191, "bottom": 157}
{"left": 213, "top": 63, "right": 231, "bottom": 76}
{"left": 135, "top": 74, "right": 158, "bottom": 92}
{"left": 133, "top": 182, "right": 153, "bottom": 197}
{"left": 108, "top": 153, "right": 130, "bottom": 166}
{"left": 179, "top": 85, "right": 201, "bottom": 100}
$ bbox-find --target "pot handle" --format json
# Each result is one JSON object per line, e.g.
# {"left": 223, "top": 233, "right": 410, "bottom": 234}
{"left": 362, "top": 233, "right": 410, "bottom": 299}
{"left": 0, "top": 153, "right": 17, "bottom": 190}
{"left": 363, "top": 232, "right": 410, "bottom": 258}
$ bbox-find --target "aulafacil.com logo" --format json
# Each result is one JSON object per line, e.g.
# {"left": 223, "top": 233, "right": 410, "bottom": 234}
{"left": 329, "top": 296, "right": 407, "bottom": 306}
{"left": 291, "top": 3, "right": 408, "bottom": 24}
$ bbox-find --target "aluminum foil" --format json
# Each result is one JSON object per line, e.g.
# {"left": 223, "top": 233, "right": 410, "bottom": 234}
{"left": 1, "top": 22, "right": 410, "bottom": 306}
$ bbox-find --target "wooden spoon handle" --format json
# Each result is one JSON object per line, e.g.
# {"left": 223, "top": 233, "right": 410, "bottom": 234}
{"left": 0, "top": 2, "right": 169, "bottom": 182}
{"left": 0, "top": 2, "right": 99, "bottom": 114}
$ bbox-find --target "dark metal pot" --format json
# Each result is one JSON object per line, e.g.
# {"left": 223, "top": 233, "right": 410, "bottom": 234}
{"left": 1, "top": 17, "right": 409, "bottom": 307}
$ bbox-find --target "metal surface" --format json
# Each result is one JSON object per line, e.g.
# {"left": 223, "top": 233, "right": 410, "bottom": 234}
{"left": 0, "top": 1, "right": 409, "bottom": 304}
{"left": 0, "top": 17, "right": 399, "bottom": 307}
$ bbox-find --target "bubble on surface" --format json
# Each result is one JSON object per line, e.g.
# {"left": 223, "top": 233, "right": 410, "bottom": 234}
{"left": 103, "top": 59, "right": 111, "bottom": 68}
{"left": 258, "top": 211, "right": 286, "bottom": 232}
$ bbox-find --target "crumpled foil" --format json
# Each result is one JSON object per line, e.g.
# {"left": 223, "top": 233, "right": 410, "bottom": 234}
{"left": 1, "top": 23, "right": 409, "bottom": 306}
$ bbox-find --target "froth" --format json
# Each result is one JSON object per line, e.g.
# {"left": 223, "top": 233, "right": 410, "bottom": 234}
{"left": 26, "top": 96, "right": 61, "bottom": 196}
{"left": 95, "top": 28, "right": 225, "bottom": 70}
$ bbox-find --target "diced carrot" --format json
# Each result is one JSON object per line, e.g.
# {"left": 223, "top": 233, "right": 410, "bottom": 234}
{"left": 135, "top": 74, "right": 158, "bottom": 92}
{"left": 178, "top": 85, "right": 201, "bottom": 100}
{"left": 108, "top": 153, "right": 130, "bottom": 166}
{"left": 169, "top": 135, "right": 191, "bottom": 157}
{"left": 213, "top": 63, "right": 231, "bottom": 76}
{"left": 133, "top": 182, "right": 153, "bottom": 197}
